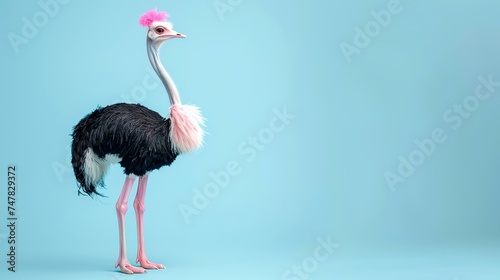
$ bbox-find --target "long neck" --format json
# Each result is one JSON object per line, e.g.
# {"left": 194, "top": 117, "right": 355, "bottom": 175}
{"left": 147, "top": 38, "right": 181, "bottom": 105}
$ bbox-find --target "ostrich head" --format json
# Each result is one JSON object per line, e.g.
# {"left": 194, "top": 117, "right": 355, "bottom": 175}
{"left": 139, "top": 8, "right": 186, "bottom": 49}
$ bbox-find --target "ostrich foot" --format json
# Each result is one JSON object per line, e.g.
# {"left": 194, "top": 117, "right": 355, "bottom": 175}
{"left": 115, "top": 259, "right": 146, "bottom": 274}
{"left": 137, "top": 257, "right": 165, "bottom": 270}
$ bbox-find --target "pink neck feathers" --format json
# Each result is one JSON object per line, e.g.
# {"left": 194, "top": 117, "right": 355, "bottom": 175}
{"left": 169, "top": 104, "right": 204, "bottom": 153}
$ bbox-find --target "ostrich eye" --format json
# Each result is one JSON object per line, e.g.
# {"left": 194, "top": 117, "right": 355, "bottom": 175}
{"left": 155, "top": 27, "right": 165, "bottom": 34}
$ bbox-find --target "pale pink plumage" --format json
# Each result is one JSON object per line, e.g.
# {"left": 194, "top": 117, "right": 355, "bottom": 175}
{"left": 139, "top": 8, "right": 168, "bottom": 27}
{"left": 169, "top": 104, "right": 205, "bottom": 154}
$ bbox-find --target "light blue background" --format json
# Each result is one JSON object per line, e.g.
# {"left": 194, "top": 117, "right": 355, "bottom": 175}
{"left": 1, "top": 0, "right": 500, "bottom": 279}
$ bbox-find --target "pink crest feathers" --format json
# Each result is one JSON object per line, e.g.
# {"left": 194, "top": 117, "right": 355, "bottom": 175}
{"left": 139, "top": 8, "right": 168, "bottom": 27}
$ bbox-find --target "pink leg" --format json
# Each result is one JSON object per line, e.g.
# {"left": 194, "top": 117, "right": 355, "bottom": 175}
{"left": 134, "top": 175, "right": 165, "bottom": 269}
{"left": 114, "top": 176, "right": 146, "bottom": 274}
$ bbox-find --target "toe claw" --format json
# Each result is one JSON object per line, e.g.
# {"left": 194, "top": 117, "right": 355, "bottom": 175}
{"left": 137, "top": 258, "right": 165, "bottom": 270}
{"left": 116, "top": 261, "right": 147, "bottom": 274}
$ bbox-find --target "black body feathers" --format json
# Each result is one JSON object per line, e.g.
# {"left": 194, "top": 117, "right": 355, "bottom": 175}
{"left": 71, "top": 103, "right": 179, "bottom": 197}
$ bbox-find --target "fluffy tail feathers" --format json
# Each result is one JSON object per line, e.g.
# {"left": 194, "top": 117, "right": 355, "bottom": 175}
{"left": 71, "top": 135, "right": 109, "bottom": 197}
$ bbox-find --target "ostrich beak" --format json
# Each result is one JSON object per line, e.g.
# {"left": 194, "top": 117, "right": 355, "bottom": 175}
{"left": 162, "top": 29, "right": 187, "bottom": 39}
{"left": 174, "top": 31, "right": 187, "bottom": 38}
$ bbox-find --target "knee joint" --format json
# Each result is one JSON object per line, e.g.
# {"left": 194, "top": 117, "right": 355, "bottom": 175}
{"left": 115, "top": 203, "right": 128, "bottom": 214}
{"left": 134, "top": 200, "right": 145, "bottom": 213}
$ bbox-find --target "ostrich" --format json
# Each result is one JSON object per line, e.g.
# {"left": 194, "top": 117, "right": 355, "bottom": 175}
{"left": 71, "top": 8, "right": 204, "bottom": 274}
